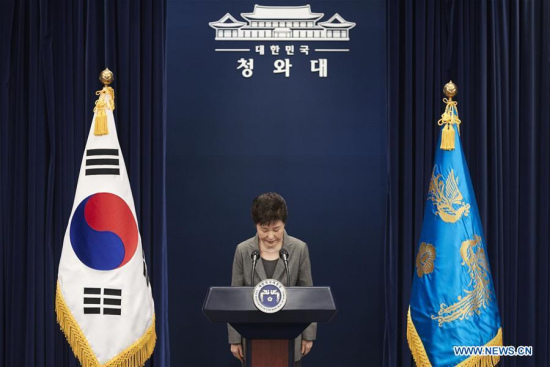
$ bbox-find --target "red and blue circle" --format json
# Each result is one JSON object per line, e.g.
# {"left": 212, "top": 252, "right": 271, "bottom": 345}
{"left": 70, "top": 193, "right": 138, "bottom": 270}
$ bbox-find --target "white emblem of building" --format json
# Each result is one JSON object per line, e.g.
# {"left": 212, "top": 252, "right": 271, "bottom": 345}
{"left": 209, "top": 5, "right": 356, "bottom": 41}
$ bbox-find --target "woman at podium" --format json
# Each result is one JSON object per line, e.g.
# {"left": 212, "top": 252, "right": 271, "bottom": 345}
{"left": 228, "top": 192, "right": 317, "bottom": 366}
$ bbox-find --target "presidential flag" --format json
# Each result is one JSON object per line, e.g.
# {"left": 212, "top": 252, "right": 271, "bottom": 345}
{"left": 407, "top": 82, "right": 502, "bottom": 366}
{"left": 56, "top": 71, "right": 156, "bottom": 366}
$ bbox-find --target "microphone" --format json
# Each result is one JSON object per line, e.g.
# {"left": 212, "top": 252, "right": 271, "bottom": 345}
{"left": 279, "top": 249, "right": 290, "bottom": 287}
{"left": 251, "top": 250, "right": 260, "bottom": 285}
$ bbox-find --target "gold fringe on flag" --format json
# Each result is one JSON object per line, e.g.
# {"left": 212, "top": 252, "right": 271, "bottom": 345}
{"left": 407, "top": 307, "right": 502, "bottom": 367}
{"left": 55, "top": 282, "right": 157, "bottom": 367}
{"left": 456, "top": 328, "right": 502, "bottom": 367}
{"left": 104, "top": 316, "right": 156, "bottom": 367}
{"left": 56, "top": 282, "right": 101, "bottom": 366}
{"left": 407, "top": 307, "right": 433, "bottom": 367}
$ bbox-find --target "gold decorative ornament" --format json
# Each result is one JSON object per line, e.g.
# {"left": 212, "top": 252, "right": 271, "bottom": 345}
{"left": 443, "top": 80, "right": 457, "bottom": 98}
{"left": 427, "top": 166, "right": 471, "bottom": 223}
{"left": 431, "top": 235, "right": 493, "bottom": 327}
{"left": 416, "top": 242, "right": 436, "bottom": 277}
{"left": 93, "top": 68, "right": 116, "bottom": 136}
{"left": 438, "top": 81, "right": 461, "bottom": 150}
{"left": 407, "top": 308, "right": 433, "bottom": 367}
{"left": 408, "top": 307, "right": 502, "bottom": 367}
{"left": 56, "top": 282, "right": 156, "bottom": 367}
{"left": 99, "top": 68, "right": 114, "bottom": 85}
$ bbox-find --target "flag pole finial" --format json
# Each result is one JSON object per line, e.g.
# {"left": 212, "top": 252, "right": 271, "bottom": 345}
{"left": 99, "top": 68, "right": 114, "bottom": 85}
{"left": 94, "top": 69, "right": 115, "bottom": 136}
{"left": 438, "top": 81, "right": 460, "bottom": 150}
{"left": 443, "top": 80, "right": 457, "bottom": 99}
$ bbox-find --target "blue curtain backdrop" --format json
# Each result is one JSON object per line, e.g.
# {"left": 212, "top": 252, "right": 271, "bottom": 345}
{"left": 384, "top": 1, "right": 550, "bottom": 366}
{"left": 165, "top": 1, "right": 387, "bottom": 366}
{"left": 0, "top": 0, "right": 170, "bottom": 366}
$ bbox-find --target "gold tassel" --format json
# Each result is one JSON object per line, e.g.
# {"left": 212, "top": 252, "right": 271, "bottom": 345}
{"left": 94, "top": 111, "right": 108, "bottom": 136}
{"left": 440, "top": 123, "right": 456, "bottom": 150}
{"left": 407, "top": 307, "right": 503, "bottom": 367}
{"left": 56, "top": 281, "right": 157, "bottom": 367}
{"left": 106, "top": 86, "right": 115, "bottom": 111}
{"left": 437, "top": 98, "right": 461, "bottom": 151}
{"left": 93, "top": 90, "right": 109, "bottom": 136}
{"left": 93, "top": 86, "right": 115, "bottom": 136}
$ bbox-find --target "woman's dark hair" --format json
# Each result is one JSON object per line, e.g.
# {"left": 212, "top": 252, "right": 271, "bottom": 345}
{"left": 251, "top": 192, "right": 288, "bottom": 225}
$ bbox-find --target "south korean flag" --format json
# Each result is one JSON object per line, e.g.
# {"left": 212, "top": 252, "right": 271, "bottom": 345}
{"left": 56, "top": 86, "right": 156, "bottom": 366}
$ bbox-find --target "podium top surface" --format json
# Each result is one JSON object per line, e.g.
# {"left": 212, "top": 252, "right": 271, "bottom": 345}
{"left": 203, "top": 286, "right": 337, "bottom": 324}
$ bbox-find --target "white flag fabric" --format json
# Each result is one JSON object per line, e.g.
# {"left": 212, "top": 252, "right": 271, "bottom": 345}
{"left": 56, "top": 89, "right": 156, "bottom": 367}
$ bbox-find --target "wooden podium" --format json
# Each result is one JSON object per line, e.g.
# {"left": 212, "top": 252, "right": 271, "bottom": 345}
{"left": 203, "top": 287, "right": 337, "bottom": 367}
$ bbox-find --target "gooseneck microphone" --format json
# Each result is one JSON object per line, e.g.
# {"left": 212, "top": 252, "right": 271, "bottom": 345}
{"left": 250, "top": 250, "right": 260, "bottom": 285}
{"left": 279, "top": 249, "right": 290, "bottom": 286}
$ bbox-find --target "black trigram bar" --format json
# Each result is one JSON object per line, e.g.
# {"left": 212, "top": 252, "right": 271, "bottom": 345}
{"left": 104, "top": 288, "right": 122, "bottom": 296}
{"left": 85, "top": 149, "right": 120, "bottom": 176}
{"left": 103, "top": 308, "right": 121, "bottom": 315}
{"left": 83, "top": 287, "right": 122, "bottom": 316}
{"left": 85, "top": 168, "right": 120, "bottom": 176}
{"left": 86, "top": 158, "right": 119, "bottom": 166}
{"left": 86, "top": 149, "right": 119, "bottom": 156}
{"left": 84, "top": 297, "right": 101, "bottom": 304}
{"left": 84, "top": 288, "right": 101, "bottom": 295}
{"left": 103, "top": 298, "right": 122, "bottom": 306}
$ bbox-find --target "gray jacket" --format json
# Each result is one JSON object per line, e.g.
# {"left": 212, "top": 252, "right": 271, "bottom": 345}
{"left": 228, "top": 231, "right": 317, "bottom": 361}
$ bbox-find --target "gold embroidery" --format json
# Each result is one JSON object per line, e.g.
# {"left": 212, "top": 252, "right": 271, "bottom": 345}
{"left": 56, "top": 281, "right": 156, "bottom": 367}
{"left": 408, "top": 306, "right": 503, "bottom": 367}
{"left": 416, "top": 242, "right": 436, "bottom": 277}
{"left": 428, "top": 166, "right": 471, "bottom": 223}
{"left": 432, "top": 235, "right": 493, "bottom": 326}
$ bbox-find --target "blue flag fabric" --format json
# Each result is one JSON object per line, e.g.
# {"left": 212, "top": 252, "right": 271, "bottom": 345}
{"left": 407, "top": 102, "right": 502, "bottom": 367}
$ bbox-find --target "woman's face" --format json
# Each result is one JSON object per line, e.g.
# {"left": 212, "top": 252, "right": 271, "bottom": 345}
{"left": 256, "top": 220, "right": 285, "bottom": 250}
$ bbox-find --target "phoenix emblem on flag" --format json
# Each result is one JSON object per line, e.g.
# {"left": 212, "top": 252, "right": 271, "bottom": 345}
{"left": 416, "top": 242, "right": 436, "bottom": 277}
{"left": 427, "top": 166, "right": 471, "bottom": 223}
{"left": 407, "top": 86, "right": 502, "bottom": 366}
{"left": 431, "top": 235, "right": 493, "bottom": 326}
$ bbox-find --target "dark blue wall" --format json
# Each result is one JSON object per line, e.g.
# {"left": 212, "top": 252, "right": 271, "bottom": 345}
{"left": 166, "top": 1, "right": 387, "bottom": 365}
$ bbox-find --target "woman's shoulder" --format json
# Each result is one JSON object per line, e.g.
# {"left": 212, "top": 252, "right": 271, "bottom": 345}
{"left": 287, "top": 235, "right": 307, "bottom": 249}
{"left": 235, "top": 236, "right": 256, "bottom": 253}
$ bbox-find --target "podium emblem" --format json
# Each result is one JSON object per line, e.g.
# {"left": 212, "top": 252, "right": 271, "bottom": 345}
{"left": 253, "top": 279, "right": 287, "bottom": 313}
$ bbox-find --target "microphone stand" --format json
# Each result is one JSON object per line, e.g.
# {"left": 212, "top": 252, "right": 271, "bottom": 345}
{"left": 284, "top": 264, "right": 290, "bottom": 287}
{"left": 280, "top": 249, "right": 290, "bottom": 287}
{"left": 251, "top": 250, "right": 259, "bottom": 285}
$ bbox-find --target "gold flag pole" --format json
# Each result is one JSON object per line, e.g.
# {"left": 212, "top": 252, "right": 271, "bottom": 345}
{"left": 438, "top": 81, "right": 461, "bottom": 150}
{"left": 93, "top": 68, "right": 115, "bottom": 136}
